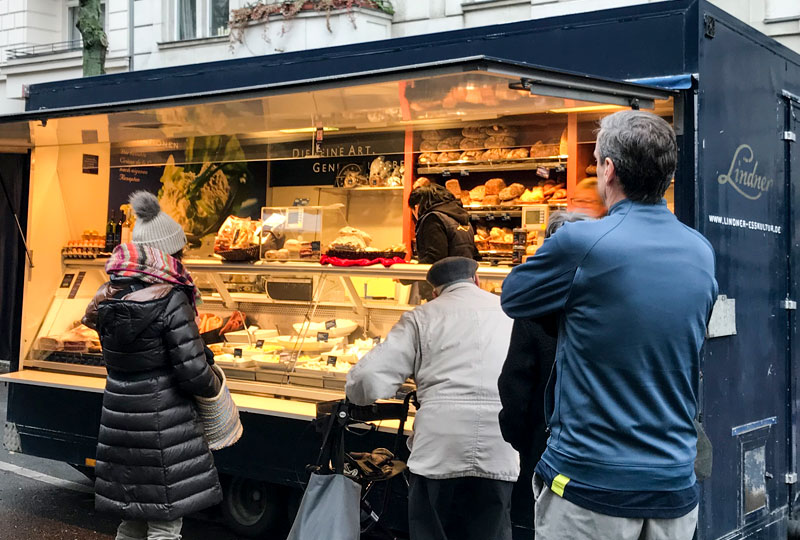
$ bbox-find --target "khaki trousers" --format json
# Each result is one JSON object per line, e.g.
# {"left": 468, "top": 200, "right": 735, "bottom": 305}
{"left": 533, "top": 475, "right": 698, "bottom": 540}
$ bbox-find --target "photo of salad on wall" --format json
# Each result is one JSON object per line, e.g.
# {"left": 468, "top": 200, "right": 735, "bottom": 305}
{"left": 108, "top": 135, "right": 267, "bottom": 257}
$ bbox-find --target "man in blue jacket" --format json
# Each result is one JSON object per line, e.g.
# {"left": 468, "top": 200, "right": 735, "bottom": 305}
{"left": 501, "top": 110, "right": 717, "bottom": 539}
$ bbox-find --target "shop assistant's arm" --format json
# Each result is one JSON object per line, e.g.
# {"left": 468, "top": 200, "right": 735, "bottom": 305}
{"left": 500, "top": 228, "right": 582, "bottom": 319}
{"left": 346, "top": 311, "right": 420, "bottom": 406}
{"left": 415, "top": 215, "right": 449, "bottom": 263}
{"left": 163, "top": 290, "right": 222, "bottom": 398}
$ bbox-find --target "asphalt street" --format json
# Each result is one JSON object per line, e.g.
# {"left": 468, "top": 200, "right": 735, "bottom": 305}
{"left": 0, "top": 378, "right": 243, "bottom": 540}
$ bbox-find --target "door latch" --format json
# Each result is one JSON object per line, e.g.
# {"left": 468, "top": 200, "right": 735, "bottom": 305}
{"left": 781, "top": 299, "right": 797, "bottom": 310}
{"left": 782, "top": 131, "right": 797, "bottom": 142}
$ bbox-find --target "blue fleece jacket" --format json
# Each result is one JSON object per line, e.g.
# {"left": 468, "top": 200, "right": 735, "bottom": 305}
{"left": 501, "top": 199, "right": 717, "bottom": 491}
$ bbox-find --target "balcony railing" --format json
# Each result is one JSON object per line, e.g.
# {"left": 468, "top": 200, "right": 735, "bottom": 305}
{"left": 6, "top": 39, "right": 83, "bottom": 60}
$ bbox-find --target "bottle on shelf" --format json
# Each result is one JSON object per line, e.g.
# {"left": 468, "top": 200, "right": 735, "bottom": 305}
{"left": 105, "top": 210, "right": 116, "bottom": 252}
{"left": 114, "top": 210, "right": 123, "bottom": 247}
{"left": 120, "top": 206, "right": 132, "bottom": 245}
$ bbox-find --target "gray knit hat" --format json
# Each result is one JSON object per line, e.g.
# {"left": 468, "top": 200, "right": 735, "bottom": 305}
{"left": 129, "top": 191, "right": 187, "bottom": 255}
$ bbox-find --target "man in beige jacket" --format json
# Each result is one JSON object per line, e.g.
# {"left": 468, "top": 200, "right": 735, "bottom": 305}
{"left": 346, "top": 256, "right": 519, "bottom": 540}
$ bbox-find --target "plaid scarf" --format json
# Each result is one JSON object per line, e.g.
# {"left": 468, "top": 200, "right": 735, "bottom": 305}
{"left": 105, "top": 243, "right": 202, "bottom": 311}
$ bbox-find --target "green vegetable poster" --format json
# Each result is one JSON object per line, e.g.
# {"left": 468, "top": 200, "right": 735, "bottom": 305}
{"left": 108, "top": 135, "right": 267, "bottom": 256}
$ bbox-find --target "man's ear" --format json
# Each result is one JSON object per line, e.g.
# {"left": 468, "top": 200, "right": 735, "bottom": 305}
{"left": 604, "top": 157, "right": 617, "bottom": 183}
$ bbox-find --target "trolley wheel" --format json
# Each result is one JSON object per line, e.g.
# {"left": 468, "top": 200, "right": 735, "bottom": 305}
{"left": 220, "top": 476, "right": 285, "bottom": 538}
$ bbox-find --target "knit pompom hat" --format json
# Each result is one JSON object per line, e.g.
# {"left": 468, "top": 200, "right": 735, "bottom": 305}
{"left": 129, "top": 191, "right": 187, "bottom": 256}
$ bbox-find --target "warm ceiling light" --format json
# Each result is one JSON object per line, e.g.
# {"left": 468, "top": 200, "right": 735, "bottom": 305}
{"left": 278, "top": 127, "right": 340, "bottom": 134}
{"left": 548, "top": 105, "right": 629, "bottom": 114}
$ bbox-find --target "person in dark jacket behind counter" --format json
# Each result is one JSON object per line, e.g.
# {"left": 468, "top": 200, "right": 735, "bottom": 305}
{"left": 497, "top": 211, "right": 591, "bottom": 539}
{"left": 83, "top": 191, "right": 222, "bottom": 540}
{"left": 409, "top": 183, "right": 479, "bottom": 263}
{"left": 408, "top": 184, "right": 479, "bottom": 300}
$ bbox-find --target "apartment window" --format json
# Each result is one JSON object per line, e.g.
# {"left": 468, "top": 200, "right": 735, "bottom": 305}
{"left": 68, "top": 1, "right": 107, "bottom": 43}
{"left": 765, "top": 0, "right": 800, "bottom": 21}
{"left": 176, "top": 0, "right": 230, "bottom": 40}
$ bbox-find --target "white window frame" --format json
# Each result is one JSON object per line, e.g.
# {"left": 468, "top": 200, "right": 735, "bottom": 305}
{"left": 174, "top": 0, "right": 229, "bottom": 41}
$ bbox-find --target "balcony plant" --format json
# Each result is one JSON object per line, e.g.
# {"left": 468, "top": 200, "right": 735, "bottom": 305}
{"left": 229, "top": 0, "right": 394, "bottom": 49}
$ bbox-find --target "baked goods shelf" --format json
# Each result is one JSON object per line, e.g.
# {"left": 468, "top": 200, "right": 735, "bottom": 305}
{"left": 417, "top": 157, "right": 567, "bottom": 175}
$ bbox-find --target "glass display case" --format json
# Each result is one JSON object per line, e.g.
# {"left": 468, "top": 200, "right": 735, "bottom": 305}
{"left": 26, "top": 258, "right": 510, "bottom": 402}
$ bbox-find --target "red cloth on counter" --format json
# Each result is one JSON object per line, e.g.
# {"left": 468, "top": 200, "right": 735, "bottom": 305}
{"left": 320, "top": 255, "right": 407, "bottom": 267}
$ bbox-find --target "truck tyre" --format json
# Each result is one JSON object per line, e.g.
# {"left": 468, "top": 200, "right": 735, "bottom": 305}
{"left": 220, "top": 476, "right": 284, "bottom": 538}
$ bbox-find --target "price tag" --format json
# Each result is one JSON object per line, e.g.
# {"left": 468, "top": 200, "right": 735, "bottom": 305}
{"left": 317, "top": 332, "right": 329, "bottom": 342}
{"left": 234, "top": 348, "right": 243, "bottom": 358}
{"left": 325, "top": 319, "right": 337, "bottom": 330}
{"left": 372, "top": 336, "right": 381, "bottom": 345}
{"left": 255, "top": 340, "right": 265, "bottom": 349}
{"left": 536, "top": 167, "right": 550, "bottom": 179}
{"left": 326, "top": 356, "right": 338, "bottom": 366}
{"left": 60, "top": 274, "right": 75, "bottom": 288}
{"left": 311, "top": 240, "right": 321, "bottom": 252}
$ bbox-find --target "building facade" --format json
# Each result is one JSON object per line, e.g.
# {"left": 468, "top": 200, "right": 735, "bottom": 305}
{"left": 0, "top": 0, "right": 798, "bottom": 114}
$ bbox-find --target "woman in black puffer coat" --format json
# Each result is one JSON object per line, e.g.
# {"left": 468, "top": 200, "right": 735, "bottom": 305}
{"left": 83, "top": 192, "right": 222, "bottom": 540}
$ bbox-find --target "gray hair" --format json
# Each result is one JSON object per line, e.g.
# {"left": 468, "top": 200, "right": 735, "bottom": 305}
{"left": 596, "top": 110, "right": 677, "bottom": 204}
{"left": 545, "top": 211, "right": 592, "bottom": 238}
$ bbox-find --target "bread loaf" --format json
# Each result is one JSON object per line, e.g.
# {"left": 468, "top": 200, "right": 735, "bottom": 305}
{"left": 469, "top": 185, "right": 486, "bottom": 201}
{"left": 437, "top": 136, "right": 462, "bottom": 151}
{"left": 486, "top": 135, "right": 516, "bottom": 148}
{"left": 421, "top": 130, "right": 448, "bottom": 141}
{"left": 484, "top": 124, "right": 518, "bottom": 137}
{"left": 459, "top": 150, "right": 482, "bottom": 161}
{"left": 504, "top": 148, "right": 529, "bottom": 159}
{"left": 481, "top": 148, "right": 503, "bottom": 161}
{"left": 484, "top": 178, "right": 507, "bottom": 195}
{"left": 445, "top": 179, "right": 462, "bottom": 198}
{"left": 529, "top": 141, "right": 561, "bottom": 158}
{"left": 499, "top": 183, "right": 525, "bottom": 201}
{"left": 437, "top": 152, "right": 461, "bottom": 163}
{"left": 418, "top": 153, "right": 438, "bottom": 165}
{"left": 483, "top": 195, "right": 500, "bottom": 206}
{"left": 462, "top": 125, "right": 485, "bottom": 138}
{"left": 459, "top": 137, "right": 485, "bottom": 150}
{"left": 420, "top": 140, "right": 439, "bottom": 152}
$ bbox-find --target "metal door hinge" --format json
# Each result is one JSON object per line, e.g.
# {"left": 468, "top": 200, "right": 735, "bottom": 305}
{"left": 704, "top": 15, "right": 716, "bottom": 38}
{"left": 781, "top": 299, "right": 797, "bottom": 310}
{"left": 786, "top": 472, "right": 798, "bottom": 484}
{"left": 782, "top": 131, "right": 796, "bottom": 142}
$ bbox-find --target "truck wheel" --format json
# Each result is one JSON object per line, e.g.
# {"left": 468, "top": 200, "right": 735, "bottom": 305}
{"left": 221, "top": 476, "right": 284, "bottom": 538}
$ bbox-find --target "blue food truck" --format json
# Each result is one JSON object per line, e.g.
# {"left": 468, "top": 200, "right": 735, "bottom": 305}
{"left": 1, "top": 1, "right": 798, "bottom": 538}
